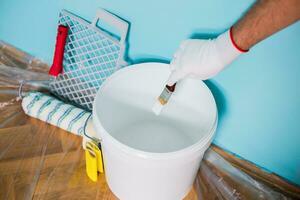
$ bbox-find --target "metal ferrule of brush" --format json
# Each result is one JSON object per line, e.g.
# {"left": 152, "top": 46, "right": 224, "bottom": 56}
{"left": 158, "top": 84, "right": 176, "bottom": 105}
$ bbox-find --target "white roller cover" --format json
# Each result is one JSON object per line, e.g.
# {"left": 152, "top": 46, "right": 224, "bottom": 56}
{"left": 22, "top": 92, "right": 96, "bottom": 143}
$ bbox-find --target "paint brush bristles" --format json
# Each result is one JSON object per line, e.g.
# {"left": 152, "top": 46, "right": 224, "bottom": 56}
{"left": 152, "top": 83, "right": 176, "bottom": 115}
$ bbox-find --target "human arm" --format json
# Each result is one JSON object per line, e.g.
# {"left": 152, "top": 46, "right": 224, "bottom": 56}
{"left": 233, "top": 0, "right": 300, "bottom": 50}
{"left": 167, "top": 0, "right": 300, "bottom": 85}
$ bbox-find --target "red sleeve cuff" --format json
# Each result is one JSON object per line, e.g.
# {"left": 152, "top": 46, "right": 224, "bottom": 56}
{"left": 229, "top": 27, "right": 249, "bottom": 53}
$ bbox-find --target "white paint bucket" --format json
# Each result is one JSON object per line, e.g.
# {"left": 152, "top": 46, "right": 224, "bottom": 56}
{"left": 93, "top": 63, "right": 217, "bottom": 200}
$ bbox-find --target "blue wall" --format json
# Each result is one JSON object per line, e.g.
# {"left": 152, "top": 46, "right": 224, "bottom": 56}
{"left": 1, "top": 0, "right": 299, "bottom": 185}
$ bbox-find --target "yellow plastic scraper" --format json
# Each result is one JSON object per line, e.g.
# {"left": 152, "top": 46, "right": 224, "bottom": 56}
{"left": 85, "top": 141, "right": 104, "bottom": 182}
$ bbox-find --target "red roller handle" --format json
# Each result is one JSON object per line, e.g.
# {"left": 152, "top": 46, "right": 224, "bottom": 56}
{"left": 49, "top": 25, "right": 68, "bottom": 76}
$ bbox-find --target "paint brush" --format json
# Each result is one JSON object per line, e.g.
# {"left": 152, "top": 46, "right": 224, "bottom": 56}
{"left": 152, "top": 83, "right": 176, "bottom": 115}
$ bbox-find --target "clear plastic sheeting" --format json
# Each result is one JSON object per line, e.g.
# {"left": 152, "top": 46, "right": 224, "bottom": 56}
{"left": 197, "top": 150, "right": 296, "bottom": 200}
{"left": 0, "top": 46, "right": 298, "bottom": 199}
{"left": 0, "top": 40, "right": 49, "bottom": 73}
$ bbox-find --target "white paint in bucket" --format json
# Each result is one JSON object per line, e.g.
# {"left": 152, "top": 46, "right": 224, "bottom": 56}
{"left": 93, "top": 63, "right": 217, "bottom": 200}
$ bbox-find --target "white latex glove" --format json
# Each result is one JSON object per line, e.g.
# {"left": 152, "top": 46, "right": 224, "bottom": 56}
{"left": 167, "top": 29, "right": 247, "bottom": 85}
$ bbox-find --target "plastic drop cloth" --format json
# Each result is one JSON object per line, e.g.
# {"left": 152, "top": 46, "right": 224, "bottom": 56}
{"left": 0, "top": 43, "right": 299, "bottom": 200}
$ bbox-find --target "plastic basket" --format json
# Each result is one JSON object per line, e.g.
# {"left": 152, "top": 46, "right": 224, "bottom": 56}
{"left": 49, "top": 9, "right": 129, "bottom": 111}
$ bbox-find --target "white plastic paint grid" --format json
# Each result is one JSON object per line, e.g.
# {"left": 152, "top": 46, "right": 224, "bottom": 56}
{"left": 49, "top": 10, "right": 127, "bottom": 110}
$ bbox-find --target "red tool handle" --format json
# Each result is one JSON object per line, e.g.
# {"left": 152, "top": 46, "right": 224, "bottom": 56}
{"left": 49, "top": 25, "right": 68, "bottom": 76}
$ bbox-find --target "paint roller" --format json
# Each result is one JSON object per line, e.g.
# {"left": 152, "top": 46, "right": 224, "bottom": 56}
{"left": 22, "top": 91, "right": 104, "bottom": 180}
{"left": 18, "top": 24, "right": 97, "bottom": 146}
{"left": 22, "top": 91, "right": 97, "bottom": 148}
{"left": 20, "top": 25, "right": 104, "bottom": 181}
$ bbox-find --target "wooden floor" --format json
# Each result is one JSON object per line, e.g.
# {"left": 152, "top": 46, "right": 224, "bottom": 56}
{"left": 0, "top": 101, "right": 198, "bottom": 200}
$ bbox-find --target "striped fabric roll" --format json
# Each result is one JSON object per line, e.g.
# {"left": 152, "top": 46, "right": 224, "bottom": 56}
{"left": 22, "top": 91, "right": 92, "bottom": 136}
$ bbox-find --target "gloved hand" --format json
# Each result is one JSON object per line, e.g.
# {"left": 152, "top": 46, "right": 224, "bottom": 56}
{"left": 167, "top": 28, "right": 248, "bottom": 85}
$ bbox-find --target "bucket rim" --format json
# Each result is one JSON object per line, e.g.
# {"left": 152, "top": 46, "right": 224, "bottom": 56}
{"left": 93, "top": 62, "right": 218, "bottom": 160}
